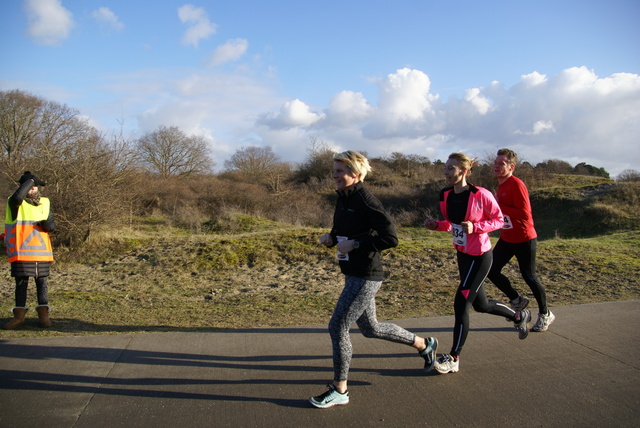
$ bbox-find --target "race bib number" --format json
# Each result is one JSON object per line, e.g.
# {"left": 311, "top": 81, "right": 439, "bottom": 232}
{"left": 502, "top": 215, "right": 513, "bottom": 229}
{"left": 451, "top": 224, "right": 467, "bottom": 246}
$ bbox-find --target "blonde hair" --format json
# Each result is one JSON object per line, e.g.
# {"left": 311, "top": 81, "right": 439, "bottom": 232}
{"left": 448, "top": 152, "right": 478, "bottom": 176}
{"left": 333, "top": 150, "right": 372, "bottom": 181}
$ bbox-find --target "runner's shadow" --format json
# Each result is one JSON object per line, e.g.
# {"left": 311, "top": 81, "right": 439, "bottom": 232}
{"left": 0, "top": 369, "right": 370, "bottom": 408}
{"left": 0, "top": 317, "right": 330, "bottom": 335}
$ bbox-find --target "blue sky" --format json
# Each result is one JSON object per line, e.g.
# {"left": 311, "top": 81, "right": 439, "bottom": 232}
{"left": 1, "top": 0, "right": 639, "bottom": 177}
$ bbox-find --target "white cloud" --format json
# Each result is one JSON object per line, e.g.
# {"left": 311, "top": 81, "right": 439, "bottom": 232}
{"left": 254, "top": 66, "right": 640, "bottom": 176}
{"left": 324, "top": 91, "right": 373, "bottom": 127}
{"left": 91, "top": 7, "right": 124, "bottom": 32}
{"left": 257, "top": 99, "right": 325, "bottom": 130}
{"left": 24, "top": 0, "right": 74, "bottom": 46}
{"left": 178, "top": 4, "right": 216, "bottom": 47}
{"left": 464, "top": 88, "right": 492, "bottom": 115}
{"left": 208, "top": 39, "right": 249, "bottom": 66}
{"left": 377, "top": 67, "right": 435, "bottom": 121}
{"left": 553, "top": 66, "right": 599, "bottom": 94}
{"left": 531, "top": 120, "right": 555, "bottom": 135}
{"left": 520, "top": 71, "right": 547, "bottom": 87}
{"left": 80, "top": 65, "right": 639, "bottom": 177}
{"left": 515, "top": 120, "right": 556, "bottom": 136}
{"left": 256, "top": 127, "right": 318, "bottom": 165}
{"left": 110, "top": 69, "right": 284, "bottom": 163}
{"left": 359, "top": 68, "right": 442, "bottom": 139}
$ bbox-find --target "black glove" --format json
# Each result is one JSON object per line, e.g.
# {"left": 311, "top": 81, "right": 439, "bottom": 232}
{"left": 38, "top": 220, "right": 54, "bottom": 232}
{"left": 18, "top": 171, "right": 46, "bottom": 186}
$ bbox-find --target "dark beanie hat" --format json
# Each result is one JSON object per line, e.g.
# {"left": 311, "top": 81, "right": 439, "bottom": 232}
{"left": 18, "top": 171, "right": 46, "bottom": 186}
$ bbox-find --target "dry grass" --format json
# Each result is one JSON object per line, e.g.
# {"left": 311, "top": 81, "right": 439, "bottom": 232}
{"left": 1, "top": 224, "right": 638, "bottom": 339}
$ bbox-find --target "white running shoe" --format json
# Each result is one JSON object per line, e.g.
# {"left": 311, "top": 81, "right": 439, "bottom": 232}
{"left": 434, "top": 354, "right": 459, "bottom": 374}
{"left": 532, "top": 311, "right": 555, "bottom": 332}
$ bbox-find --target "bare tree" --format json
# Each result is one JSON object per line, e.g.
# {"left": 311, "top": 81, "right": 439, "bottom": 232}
{"left": 617, "top": 169, "right": 640, "bottom": 182}
{"left": 0, "top": 90, "right": 48, "bottom": 178}
{"left": 136, "top": 125, "right": 215, "bottom": 178}
{"left": 224, "top": 145, "right": 291, "bottom": 192}
{"left": 0, "top": 89, "right": 139, "bottom": 246}
{"left": 294, "top": 137, "right": 336, "bottom": 185}
{"left": 225, "top": 146, "right": 280, "bottom": 175}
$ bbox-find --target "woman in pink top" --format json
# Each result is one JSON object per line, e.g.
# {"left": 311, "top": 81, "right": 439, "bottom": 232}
{"left": 424, "top": 153, "right": 531, "bottom": 374}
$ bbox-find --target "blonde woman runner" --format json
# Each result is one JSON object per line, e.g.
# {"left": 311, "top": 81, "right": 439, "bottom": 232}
{"left": 424, "top": 153, "right": 531, "bottom": 374}
{"left": 309, "top": 150, "right": 437, "bottom": 408}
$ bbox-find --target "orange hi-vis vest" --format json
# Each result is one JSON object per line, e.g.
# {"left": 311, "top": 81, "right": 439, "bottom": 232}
{"left": 4, "top": 197, "right": 53, "bottom": 263}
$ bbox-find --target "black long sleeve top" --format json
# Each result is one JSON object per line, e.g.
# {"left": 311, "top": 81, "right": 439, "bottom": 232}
{"left": 329, "top": 182, "right": 398, "bottom": 280}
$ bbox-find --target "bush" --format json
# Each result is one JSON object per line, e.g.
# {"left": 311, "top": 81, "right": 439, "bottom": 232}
{"left": 617, "top": 169, "right": 640, "bottom": 182}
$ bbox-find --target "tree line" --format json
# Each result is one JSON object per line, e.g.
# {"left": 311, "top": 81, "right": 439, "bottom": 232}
{"left": 1, "top": 89, "right": 637, "bottom": 248}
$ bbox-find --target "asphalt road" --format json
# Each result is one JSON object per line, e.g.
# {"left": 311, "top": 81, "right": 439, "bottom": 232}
{"left": 1, "top": 300, "right": 638, "bottom": 427}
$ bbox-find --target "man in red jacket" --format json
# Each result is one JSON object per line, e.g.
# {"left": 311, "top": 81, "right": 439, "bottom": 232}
{"left": 487, "top": 149, "right": 555, "bottom": 332}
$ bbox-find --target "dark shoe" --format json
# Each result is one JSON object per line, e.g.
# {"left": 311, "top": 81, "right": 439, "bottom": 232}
{"left": 510, "top": 296, "right": 530, "bottom": 311}
{"left": 419, "top": 337, "right": 438, "bottom": 372}
{"left": 515, "top": 309, "right": 531, "bottom": 339}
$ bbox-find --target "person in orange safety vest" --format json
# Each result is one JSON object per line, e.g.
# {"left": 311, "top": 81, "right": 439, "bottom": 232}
{"left": 3, "top": 171, "right": 55, "bottom": 329}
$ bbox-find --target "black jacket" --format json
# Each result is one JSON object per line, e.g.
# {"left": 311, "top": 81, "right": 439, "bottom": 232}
{"left": 330, "top": 182, "right": 398, "bottom": 280}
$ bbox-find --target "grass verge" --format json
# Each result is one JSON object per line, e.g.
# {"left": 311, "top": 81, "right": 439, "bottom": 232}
{"left": 1, "top": 226, "right": 638, "bottom": 338}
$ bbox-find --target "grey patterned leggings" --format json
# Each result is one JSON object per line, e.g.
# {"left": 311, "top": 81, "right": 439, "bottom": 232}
{"left": 329, "top": 275, "right": 416, "bottom": 381}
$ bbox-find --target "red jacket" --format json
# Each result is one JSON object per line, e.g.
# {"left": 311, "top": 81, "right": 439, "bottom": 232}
{"left": 496, "top": 175, "right": 537, "bottom": 243}
{"left": 434, "top": 184, "right": 504, "bottom": 256}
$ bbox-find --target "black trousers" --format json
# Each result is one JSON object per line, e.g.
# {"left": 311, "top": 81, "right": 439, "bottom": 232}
{"left": 487, "top": 238, "right": 548, "bottom": 314}
{"left": 451, "top": 251, "right": 516, "bottom": 357}
{"left": 14, "top": 276, "right": 49, "bottom": 307}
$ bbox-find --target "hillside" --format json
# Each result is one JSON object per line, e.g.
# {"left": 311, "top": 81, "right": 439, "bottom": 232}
{"left": 529, "top": 179, "right": 639, "bottom": 239}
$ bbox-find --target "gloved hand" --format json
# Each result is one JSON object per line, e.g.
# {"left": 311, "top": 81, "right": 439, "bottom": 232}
{"left": 19, "top": 171, "right": 46, "bottom": 186}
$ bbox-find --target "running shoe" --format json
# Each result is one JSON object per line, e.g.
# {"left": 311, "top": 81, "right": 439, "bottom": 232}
{"left": 434, "top": 354, "right": 459, "bottom": 374}
{"left": 532, "top": 311, "right": 555, "bottom": 332}
{"left": 510, "top": 296, "right": 530, "bottom": 311}
{"left": 419, "top": 337, "right": 438, "bottom": 372}
{"left": 515, "top": 309, "right": 531, "bottom": 340}
{"left": 309, "top": 385, "right": 349, "bottom": 409}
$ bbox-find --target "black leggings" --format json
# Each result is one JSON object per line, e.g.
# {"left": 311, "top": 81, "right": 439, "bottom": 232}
{"left": 451, "top": 251, "right": 516, "bottom": 357}
{"left": 487, "top": 238, "right": 548, "bottom": 314}
{"left": 14, "top": 276, "right": 49, "bottom": 307}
